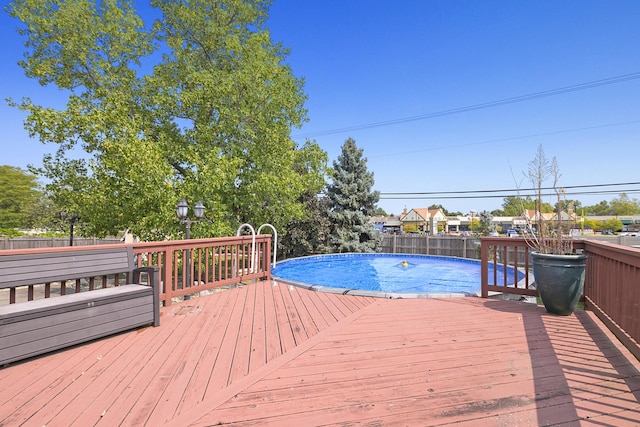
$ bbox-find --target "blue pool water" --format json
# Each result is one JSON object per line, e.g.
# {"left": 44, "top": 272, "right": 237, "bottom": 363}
{"left": 272, "top": 253, "right": 524, "bottom": 296}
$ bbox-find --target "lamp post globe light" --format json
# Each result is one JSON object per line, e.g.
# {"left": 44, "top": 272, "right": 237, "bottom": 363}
{"left": 194, "top": 201, "right": 205, "bottom": 220}
{"left": 176, "top": 199, "right": 205, "bottom": 300}
{"left": 176, "top": 198, "right": 189, "bottom": 223}
{"left": 176, "top": 199, "right": 205, "bottom": 239}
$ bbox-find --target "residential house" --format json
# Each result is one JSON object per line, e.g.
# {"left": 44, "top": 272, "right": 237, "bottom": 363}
{"left": 399, "top": 208, "right": 447, "bottom": 235}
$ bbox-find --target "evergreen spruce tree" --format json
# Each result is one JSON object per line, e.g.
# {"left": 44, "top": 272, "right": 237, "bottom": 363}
{"left": 326, "top": 138, "right": 381, "bottom": 253}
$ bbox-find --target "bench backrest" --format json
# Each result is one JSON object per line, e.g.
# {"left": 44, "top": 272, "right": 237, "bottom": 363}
{"left": 0, "top": 246, "right": 136, "bottom": 289}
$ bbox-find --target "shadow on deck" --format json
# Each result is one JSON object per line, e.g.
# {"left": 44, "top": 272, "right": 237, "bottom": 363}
{"left": 1, "top": 281, "right": 639, "bottom": 426}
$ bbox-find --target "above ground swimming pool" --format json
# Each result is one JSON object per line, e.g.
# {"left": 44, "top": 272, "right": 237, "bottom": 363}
{"left": 272, "top": 253, "right": 525, "bottom": 298}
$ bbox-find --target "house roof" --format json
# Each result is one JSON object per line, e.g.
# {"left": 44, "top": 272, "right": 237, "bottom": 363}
{"left": 400, "top": 208, "right": 427, "bottom": 222}
{"left": 428, "top": 209, "right": 447, "bottom": 220}
{"left": 399, "top": 208, "right": 447, "bottom": 222}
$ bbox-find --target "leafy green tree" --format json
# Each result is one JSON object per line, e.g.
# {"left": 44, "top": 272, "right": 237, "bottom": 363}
{"left": 280, "top": 192, "right": 331, "bottom": 258}
{"left": 582, "top": 195, "right": 640, "bottom": 217}
{"left": 326, "top": 138, "right": 381, "bottom": 253}
{"left": 8, "top": 0, "right": 326, "bottom": 240}
{"left": 609, "top": 193, "right": 640, "bottom": 216}
{"left": 24, "top": 192, "right": 64, "bottom": 232}
{"left": 500, "top": 196, "right": 535, "bottom": 216}
{"left": 0, "top": 165, "right": 41, "bottom": 228}
{"left": 584, "top": 200, "right": 611, "bottom": 216}
{"left": 602, "top": 218, "right": 623, "bottom": 232}
{"left": 0, "top": 228, "right": 26, "bottom": 238}
{"left": 559, "top": 199, "right": 582, "bottom": 215}
{"left": 372, "top": 207, "right": 388, "bottom": 216}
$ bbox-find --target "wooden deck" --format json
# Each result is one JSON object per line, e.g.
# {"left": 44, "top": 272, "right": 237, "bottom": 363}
{"left": 1, "top": 281, "right": 639, "bottom": 426}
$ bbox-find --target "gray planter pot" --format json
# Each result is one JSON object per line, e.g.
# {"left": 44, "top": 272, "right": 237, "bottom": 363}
{"left": 531, "top": 252, "right": 587, "bottom": 316}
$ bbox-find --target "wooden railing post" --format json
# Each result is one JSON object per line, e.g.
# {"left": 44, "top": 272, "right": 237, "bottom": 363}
{"left": 481, "top": 238, "right": 488, "bottom": 298}
{"left": 264, "top": 238, "right": 272, "bottom": 280}
{"left": 163, "top": 246, "right": 173, "bottom": 306}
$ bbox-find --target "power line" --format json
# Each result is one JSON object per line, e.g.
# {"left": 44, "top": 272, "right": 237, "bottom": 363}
{"left": 367, "top": 119, "right": 640, "bottom": 159}
{"left": 379, "top": 182, "right": 640, "bottom": 201}
{"left": 292, "top": 72, "right": 640, "bottom": 139}
{"left": 380, "top": 181, "right": 640, "bottom": 196}
{"left": 381, "top": 189, "right": 640, "bottom": 200}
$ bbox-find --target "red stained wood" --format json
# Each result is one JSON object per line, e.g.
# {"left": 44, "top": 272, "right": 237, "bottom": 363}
{"left": 1, "top": 282, "right": 639, "bottom": 427}
{"left": 263, "top": 281, "right": 283, "bottom": 364}
{"left": 228, "top": 283, "right": 257, "bottom": 383}
{"left": 171, "top": 289, "right": 236, "bottom": 414}
{"left": 249, "top": 280, "right": 267, "bottom": 371}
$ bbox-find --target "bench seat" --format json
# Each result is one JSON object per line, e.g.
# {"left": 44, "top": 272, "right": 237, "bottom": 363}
{"left": 0, "top": 247, "right": 159, "bottom": 366}
{"left": 0, "top": 285, "right": 154, "bottom": 365}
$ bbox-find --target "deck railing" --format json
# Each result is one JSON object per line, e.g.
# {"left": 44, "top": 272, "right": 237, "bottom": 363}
{"left": 132, "top": 235, "right": 272, "bottom": 305}
{"left": 0, "top": 235, "right": 272, "bottom": 307}
{"left": 480, "top": 236, "right": 640, "bottom": 360}
{"left": 581, "top": 239, "right": 640, "bottom": 360}
{"left": 4, "top": 234, "right": 637, "bottom": 357}
{"left": 480, "top": 237, "right": 535, "bottom": 297}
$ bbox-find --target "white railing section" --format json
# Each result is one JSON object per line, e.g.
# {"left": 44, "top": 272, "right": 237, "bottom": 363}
{"left": 257, "top": 223, "right": 278, "bottom": 267}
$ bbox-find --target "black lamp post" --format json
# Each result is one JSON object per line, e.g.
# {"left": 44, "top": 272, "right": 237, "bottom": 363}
{"left": 176, "top": 199, "right": 205, "bottom": 300}
{"left": 176, "top": 199, "right": 204, "bottom": 239}
{"left": 60, "top": 212, "right": 79, "bottom": 246}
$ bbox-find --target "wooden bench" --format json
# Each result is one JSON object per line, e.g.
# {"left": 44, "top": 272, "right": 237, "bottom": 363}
{"left": 0, "top": 246, "right": 160, "bottom": 365}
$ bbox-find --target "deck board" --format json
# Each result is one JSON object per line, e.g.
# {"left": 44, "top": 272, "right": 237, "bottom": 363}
{"left": 1, "top": 281, "right": 639, "bottom": 426}
{"left": 170, "top": 289, "right": 236, "bottom": 415}
{"left": 229, "top": 282, "right": 256, "bottom": 382}
{"left": 278, "top": 281, "right": 312, "bottom": 345}
{"left": 248, "top": 279, "right": 267, "bottom": 371}
{"left": 263, "top": 281, "right": 283, "bottom": 364}
{"left": 120, "top": 300, "right": 222, "bottom": 426}
{"left": 271, "top": 281, "right": 298, "bottom": 353}
{"left": 202, "top": 284, "right": 249, "bottom": 392}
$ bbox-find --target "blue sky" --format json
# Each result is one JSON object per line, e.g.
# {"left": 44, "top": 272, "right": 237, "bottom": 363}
{"left": 2, "top": 0, "right": 640, "bottom": 216}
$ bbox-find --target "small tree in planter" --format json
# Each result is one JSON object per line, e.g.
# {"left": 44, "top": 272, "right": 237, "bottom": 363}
{"left": 523, "top": 145, "right": 586, "bottom": 316}
{"left": 524, "top": 146, "right": 574, "bottom": 254}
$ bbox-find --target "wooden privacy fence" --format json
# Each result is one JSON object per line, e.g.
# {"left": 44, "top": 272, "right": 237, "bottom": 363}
{"left": 0, "top": 235, "right": 272, "bottom": 308}
{"left": 480, "top": 236, "right": 640, "bottom": 360}
{"left": 0, "top": 237, "right": 122, "bottom": 250}
{"left": 381, "top": 234, "right": 480, "bottom": 258}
